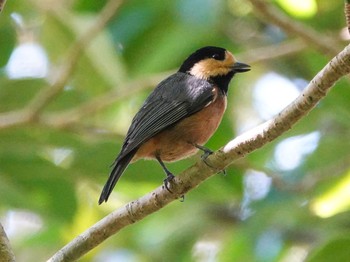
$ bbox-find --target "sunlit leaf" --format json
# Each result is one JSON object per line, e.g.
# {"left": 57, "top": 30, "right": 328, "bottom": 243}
{"left": 311, "top": 170, "right": 350, "bottom": 218}
{"left": 276, "top": 0, "right": 317, "bottom": 18}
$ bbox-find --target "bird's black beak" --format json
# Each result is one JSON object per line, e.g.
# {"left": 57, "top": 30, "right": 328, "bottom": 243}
{"left": 231, "top": 62, "right": 251, "bottom": 73}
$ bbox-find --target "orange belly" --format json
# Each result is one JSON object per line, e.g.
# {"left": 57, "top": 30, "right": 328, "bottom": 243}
{"left": 133, "top": 90, "right": 227, "bottom": 162}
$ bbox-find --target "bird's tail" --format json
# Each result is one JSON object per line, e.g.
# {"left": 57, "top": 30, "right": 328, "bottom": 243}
{"left": 98, "top": 151, "right": 136, "bottom": 204}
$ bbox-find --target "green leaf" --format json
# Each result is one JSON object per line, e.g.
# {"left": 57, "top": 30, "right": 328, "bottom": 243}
{"left": 307, "top": 237, "right": 350, "bottom": 262}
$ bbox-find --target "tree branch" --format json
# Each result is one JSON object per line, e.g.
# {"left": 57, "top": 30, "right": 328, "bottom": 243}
{"left": 248, "top": 0, "right": 342, "bottom": 56}
{"left": 0, "top": 223, "right": 15, "bottom": 262}
{"left": 47, "top": 43, "right": 350, "bottom": 262}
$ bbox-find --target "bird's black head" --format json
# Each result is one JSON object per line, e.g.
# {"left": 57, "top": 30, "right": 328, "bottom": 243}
{"left": 179, "top": 46, "right": 227, "bottom": 73}
{"left": 178, "top": 46, "right": 250, "bottom": 92}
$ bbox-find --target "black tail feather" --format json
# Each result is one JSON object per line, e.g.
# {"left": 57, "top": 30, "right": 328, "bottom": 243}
{"left": 98, "top": 151, "right": 136, "bottom": 204}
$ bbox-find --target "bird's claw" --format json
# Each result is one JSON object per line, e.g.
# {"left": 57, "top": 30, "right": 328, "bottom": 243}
{"left": 196, "top": 145, "right": 226, "bottom": 175}
{"left": 193, "top": 144, "right": 213, "bottom": 162}
{"left": 163, "top": 175, "right": 185, "bottom": 201}
{"left": 163, "top": 173, "right": 175, "bottom": 193}
{"left": 201, "top": 149, "right": 214, "bottom": 162}
{"left": 220, "top": 168, "right": 227, "bottom": 176}
{"left": 179, "top": 195, "right": 185, "bottom": 202}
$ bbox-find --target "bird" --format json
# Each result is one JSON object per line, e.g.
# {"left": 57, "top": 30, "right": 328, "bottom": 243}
{"left": 98, "top": 46, "right": 250, "bottom": 204}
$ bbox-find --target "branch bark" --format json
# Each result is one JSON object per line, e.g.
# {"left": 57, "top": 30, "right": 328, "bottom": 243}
{"left": 0, "top": 223, "right": 15, "bottom": 262}
{"left": 47, "top": 43, "right": 350, "bottom": 262}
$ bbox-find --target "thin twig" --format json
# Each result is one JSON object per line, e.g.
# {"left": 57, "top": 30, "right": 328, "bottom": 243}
{"left": 0, "top": 0, "right": 7, "bottom": 12}
{"left": 0, "top": 223, "right": 15, "bottom": 262}
{"left": 26, "top": 0, "right": 124, "bottom": 117}
{"left": 40, "top": 71, "right": 171, "bottom": 128}
{"left": 0, "top": 110, "right": 33, "bottom": 129}
{"left": 0, "top": 0, "right": 124, "bottom": 129}
{"left": 238, "top": 38, "right": 306, "bottom": 64}
{"left": 47, "top": 43, "right": 350, "bottom": 262}
{"left": 345, "top": 0, "right": 350, "bottom": 35}
{"left": 248, "top": 0, "right": 342, "bottom": 56}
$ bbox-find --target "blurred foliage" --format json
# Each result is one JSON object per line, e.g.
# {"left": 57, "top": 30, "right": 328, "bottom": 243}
{"left": 0, "top": 0, "right": 350, "bottom": 261}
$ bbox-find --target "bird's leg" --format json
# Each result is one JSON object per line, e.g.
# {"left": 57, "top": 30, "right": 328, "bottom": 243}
{"left": 156, "top": 155, "right": 175, "bottom": 193}
{"left": 193, "top": 144, "right": 214, "bottom": 160}
{"left": 193, "top": 144, "right": 226, "bottom": 176}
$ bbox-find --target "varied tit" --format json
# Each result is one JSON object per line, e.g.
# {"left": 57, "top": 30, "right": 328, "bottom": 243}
{"left": 99, "top": 46, "right": 250, "bottom": 204}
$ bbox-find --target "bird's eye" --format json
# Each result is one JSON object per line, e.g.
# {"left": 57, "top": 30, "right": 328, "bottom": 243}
{"left": 211, "top": 54, "right": 220, "bottom": 60}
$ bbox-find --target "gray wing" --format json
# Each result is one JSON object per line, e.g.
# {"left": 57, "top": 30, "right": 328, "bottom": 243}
{"left": 117, "top": 72, "right": 215, "bottom": 159}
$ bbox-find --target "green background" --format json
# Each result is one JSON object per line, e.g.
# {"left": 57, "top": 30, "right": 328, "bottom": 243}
{"left": 1, "top": 0, "right": 350, "bottom": 261}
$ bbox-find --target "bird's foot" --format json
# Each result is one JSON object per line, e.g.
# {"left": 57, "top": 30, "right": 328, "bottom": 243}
{"left": 179, "top": 194, "right": 185, "bottom": 202}
{"left": 156, "top": 155, "right": 176, "bottom": 193}
{"left": 201, "top": 149, "right": 214, "bottom": 162}
{"left": 219, "top": 169, "right": 227, "bottom": 176}
{"left": 193, "top": 144, "right": 213, "bottom": 161}
{"left": 163, "top": 173, "right": 175, "bottom": 193}
{"left": 194, "top": 144, "right": 226, "bottom": 175}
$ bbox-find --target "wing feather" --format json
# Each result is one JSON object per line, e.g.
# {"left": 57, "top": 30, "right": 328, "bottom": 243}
{"left": 117, "top": 72, "right": 215, "bottom": 159}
